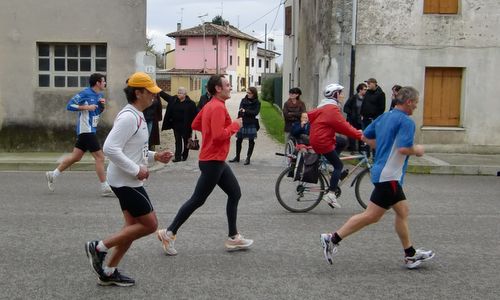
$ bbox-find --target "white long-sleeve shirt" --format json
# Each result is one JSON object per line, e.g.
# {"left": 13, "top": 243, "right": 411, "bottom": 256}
{"left": 103, "top": 104, "right": 155, "bottom": 187}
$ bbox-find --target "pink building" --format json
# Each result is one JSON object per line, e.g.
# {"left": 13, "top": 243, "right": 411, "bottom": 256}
{"left": 166, "top": 22, "right": 261, "bottom": 91}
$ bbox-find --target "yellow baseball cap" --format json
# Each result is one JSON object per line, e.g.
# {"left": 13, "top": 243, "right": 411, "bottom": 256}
{"left": 127, "top": 72, "right": 162, "bottom": 94}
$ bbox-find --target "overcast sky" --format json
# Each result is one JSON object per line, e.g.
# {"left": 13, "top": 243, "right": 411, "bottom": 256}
{"left": 147, "top": 0, "right": 285, "bottom": 61}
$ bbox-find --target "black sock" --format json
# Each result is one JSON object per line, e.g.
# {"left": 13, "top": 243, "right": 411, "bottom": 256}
{"left": 404, "top": 246, "right": 416, "bottom": 257}
{"left": 331, "top": 232, "right": 342, "bottom": 244}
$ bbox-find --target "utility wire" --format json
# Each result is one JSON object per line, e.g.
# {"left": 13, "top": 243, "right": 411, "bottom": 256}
{"left": 240, "top": 0, "right": 286, "bottom": 31}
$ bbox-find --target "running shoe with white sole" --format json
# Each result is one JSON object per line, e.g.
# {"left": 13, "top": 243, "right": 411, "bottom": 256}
{"left": 98, "top": 269, "right": 135, "bottom": 287}
{"left": 322, "top": 192, "right": 341, "bottom": 208}
{"left": 320, "top": 233, "right": 338, "bottom": 265}
{"left": 224, "top": 233, "right": 253, "bottom": 251}
{"left": 85, "top": 240, "right": 106, "bottom": 276}
{"left": 157, "top": 229, "right": 177, "bottom": 256}
{"left": 101, "top": 183, "right": 114, "bottom": 197}
{"left": 405, "top": 248, "right": 435, "bottom": 269}
{"left": 45, "top": 171, "right": 55, "bottom": 192}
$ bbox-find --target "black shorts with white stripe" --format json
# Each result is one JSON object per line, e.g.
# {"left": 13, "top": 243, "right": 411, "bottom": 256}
{"left": 110, "top": 186, "right": 153, "bottom": 217}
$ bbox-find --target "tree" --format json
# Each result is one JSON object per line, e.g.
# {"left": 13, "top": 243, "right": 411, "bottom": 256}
{"left": 212, "top": 15, "right": 228, "bottom": 26}
{"left": 146, "top": 36, "right": 155, "bottom": 53}
{"left": 145, "top": 36, "right": 164, "bottom": 68}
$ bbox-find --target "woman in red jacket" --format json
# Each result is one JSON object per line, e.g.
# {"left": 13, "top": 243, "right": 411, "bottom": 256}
{"left": 308, "top": 83, "right": 363, "bottom": 209}
{"left": 156, "top": 75, "right": 253, "bottom": 255}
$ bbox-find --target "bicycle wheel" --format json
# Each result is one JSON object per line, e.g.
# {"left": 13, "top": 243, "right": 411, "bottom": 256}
{"left": 354, "top": 168, "right": 373, "bottom": 209}
{"left": 275, "top": 166, "right": 326, "bottom": 212}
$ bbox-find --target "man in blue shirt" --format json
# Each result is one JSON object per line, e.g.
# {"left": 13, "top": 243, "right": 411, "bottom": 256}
{"left": 320, "top": 86, "right": 435, "bottom": 269}
{"left": 45, "top": 73, "right": 113, "bottom": 197}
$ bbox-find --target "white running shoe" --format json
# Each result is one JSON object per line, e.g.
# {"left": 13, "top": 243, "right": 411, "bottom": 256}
{"left": 320, "top": 233, "right": 338, "bottom": 265}
{"left": 157, "top": 229, "right": 178, "bottom": 256}
{"left": 45, "top": 171, "right": 55, "bottom": 192}
{"left": 224, "top": 233, "right": 253, "bottom": 251}
{"left": 322, "top": 192, "right": 341, "bottom": 208}
{"left": 101, "top": 183, "right": 114, "bottom": 197}
{"left": 405, "top": 248, "right": 435, "bottom": 269}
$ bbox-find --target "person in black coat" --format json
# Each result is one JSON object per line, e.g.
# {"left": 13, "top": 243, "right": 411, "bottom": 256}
{"left": 229, "top": 87, "right": 261, "bottom": 165}
{"left": 390, "top": 84, "right": 402, "bottom": 110}
{"left": 143, "top": 95, "right": 163, "bottom": 150}
{"left": 160, "top": 87, "right": 197, "bottom": 162}
{"left": 344, "top": 82, "right": 367, "bottom": 152}
{"left": 360, "top": 78, "right": 386, "bottom": 129}
{"left": 197, "top": 86, "right": 211, "bottom": 112}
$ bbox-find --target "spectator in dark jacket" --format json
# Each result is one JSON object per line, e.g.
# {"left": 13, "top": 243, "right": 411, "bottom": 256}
{"left": 344, "top": 82, "right": 367, "bottom": 152}
{"left": 360, "top": 78, "right": 386, "bottom": 129}
{"left": 197, "top": 86, "right": 211, "bottom": 112}
{"left": 229, "top": 87, "right": 261, "bottom": 165}
{"left": 161, "top": 87, "right": 197, "bottom": 162}
{"left": 143, "top": 94, "right": 163, "bottom": 150}
{"left": 390, "top": 84, "right": 402, "bottom": 110}
{"left": 283, "top": 87, "right": 306, "bottom": 141}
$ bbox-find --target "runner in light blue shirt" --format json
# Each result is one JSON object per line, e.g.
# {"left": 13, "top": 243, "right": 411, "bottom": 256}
{"left": 320, "top": 86, "right": 435, "bottom": 270}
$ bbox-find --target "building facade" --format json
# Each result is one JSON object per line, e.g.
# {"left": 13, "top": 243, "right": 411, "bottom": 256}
{"left": 164, "top": 22, "right": 279, "bottom": 94}
{"left": 282, "top": 0, "right": 500, "bottom": 152}
{"left": 0, "top": 0, "right": 147, "bottom": 151}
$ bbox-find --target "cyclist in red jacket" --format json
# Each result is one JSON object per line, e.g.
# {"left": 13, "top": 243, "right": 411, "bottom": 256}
{"left": 308, "top": 83, "right": 363, "bottom": 208}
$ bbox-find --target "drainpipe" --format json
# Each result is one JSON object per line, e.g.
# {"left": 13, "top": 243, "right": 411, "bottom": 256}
{"left": 337, "top": 1, "right": 345, "bottom": 86}
{"left": 349, "top": 0, "right": 358, "bottom": 97}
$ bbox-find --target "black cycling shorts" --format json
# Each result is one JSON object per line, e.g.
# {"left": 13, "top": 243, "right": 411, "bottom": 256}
{"left": 370, "top": 181, "right": 406, "bottom": 209}
{"left": 110, "top": 186, "right": 154, "bottom": 218}
{"left": 75, "top": 133, "right": 101, "bottom": 153}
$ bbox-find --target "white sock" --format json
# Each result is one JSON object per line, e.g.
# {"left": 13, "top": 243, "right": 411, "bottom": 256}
{"left": 53, "top": 169, "right": 61, "bottom": 178}
{"left": 101, "top": 181, "right": 109, "bottom": 188}
{"left": 96, "top": 240, "right": 108, "bottom": 252}
{"left": 103, "top": 266, "right": 115, "bottom": 276}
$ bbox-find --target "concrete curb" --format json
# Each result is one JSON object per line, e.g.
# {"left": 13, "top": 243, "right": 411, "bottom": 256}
{"left": 1, "top": 155, "right": 498, "bottom": 175}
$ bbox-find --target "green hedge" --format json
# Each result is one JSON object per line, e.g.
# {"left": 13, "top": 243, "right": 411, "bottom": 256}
{"left": 259, "top": 100, "right": 285, "bottom": 144}
{"left": 260, "top": 77, "right": 275, "bottom": 104}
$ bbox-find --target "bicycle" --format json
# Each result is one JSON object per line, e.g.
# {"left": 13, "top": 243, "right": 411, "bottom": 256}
{"left": 275, "top": 145, "right": 373, "bottom": 213}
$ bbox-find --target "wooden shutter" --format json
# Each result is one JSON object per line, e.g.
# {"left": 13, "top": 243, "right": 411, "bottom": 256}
{"left": 424, "top": 0, "right": 439, "bottom": 14}
{"left": 440, "top": 0, "right": 458, "bottom": 14}
{"left": 285, "top": 6, "right": 292, "bottom": 36}
{"left": 424, "top": 0, "right": 458, "bottom": 14}
{"left": 423, "top": 68, "right": 462, "bottom": 126}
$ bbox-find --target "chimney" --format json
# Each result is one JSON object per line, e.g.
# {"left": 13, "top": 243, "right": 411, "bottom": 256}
{"left": 177, "top": 23, "right": 181, "bottom": 31}
{"left": 268, "top": 38, "right": 275, "bottom": 51}
{"left": 165, "top": 43, "right": 171, "bottom": 53}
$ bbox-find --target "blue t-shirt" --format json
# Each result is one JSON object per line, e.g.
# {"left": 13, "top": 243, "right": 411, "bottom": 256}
{"left": 66, "top": 87, "right": 104, "bottom": 135}
{"left": 363, "top": 108, "right": 415, "bottom": 185}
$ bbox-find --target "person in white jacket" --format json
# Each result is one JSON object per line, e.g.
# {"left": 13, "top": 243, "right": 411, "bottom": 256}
{"left": 84, "top": 72, "right": 173, "bottom": 287}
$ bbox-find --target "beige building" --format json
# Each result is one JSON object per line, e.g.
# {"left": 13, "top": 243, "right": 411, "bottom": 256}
{"left": 282, "top": 0, "right": 500, "bottom": 152}
{"left": 0, "top": 0, "right": 147, "bottom": 151}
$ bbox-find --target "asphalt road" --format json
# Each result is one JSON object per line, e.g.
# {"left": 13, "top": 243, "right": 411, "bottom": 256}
{"left": 1, "top": 166, "right": 499, "bottom": 299}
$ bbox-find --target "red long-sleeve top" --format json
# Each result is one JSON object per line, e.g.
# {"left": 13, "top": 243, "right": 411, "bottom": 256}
{"left": 192, "top": 97, "right": 240, "bottom": 161}
{"left": 308, "top": 104, "right": 362, "bottom": 154}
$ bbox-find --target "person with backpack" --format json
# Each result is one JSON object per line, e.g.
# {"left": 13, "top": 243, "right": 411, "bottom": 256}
{"left": 308, "top": 83, "right": 363, "bottom": 208}
{"left": 84, "top": 72, "right": 174, "bottom": 287}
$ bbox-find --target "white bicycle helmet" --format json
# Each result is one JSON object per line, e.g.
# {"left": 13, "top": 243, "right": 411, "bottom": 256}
{"left": 324, "top": 83, "right": 344, "bottom": 99}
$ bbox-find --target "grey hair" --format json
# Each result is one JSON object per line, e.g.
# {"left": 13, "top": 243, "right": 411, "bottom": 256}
{"left": 395, "top": 86, "right": 419, "bottom": 105}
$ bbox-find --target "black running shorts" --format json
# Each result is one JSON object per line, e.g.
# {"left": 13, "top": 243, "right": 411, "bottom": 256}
{"left": 75, "top": 133, "right": 101, "bottom": 153}
{"left": 110, "top": 186, "right": 154, "bottom": 217}
{"left": 370, "top": 181, "right": 406, "bottom": 209}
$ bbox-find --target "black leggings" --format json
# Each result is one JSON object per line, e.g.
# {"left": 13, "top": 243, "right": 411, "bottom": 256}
{"left": 168, "top": 161, "right": 241, "bottom": 236}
